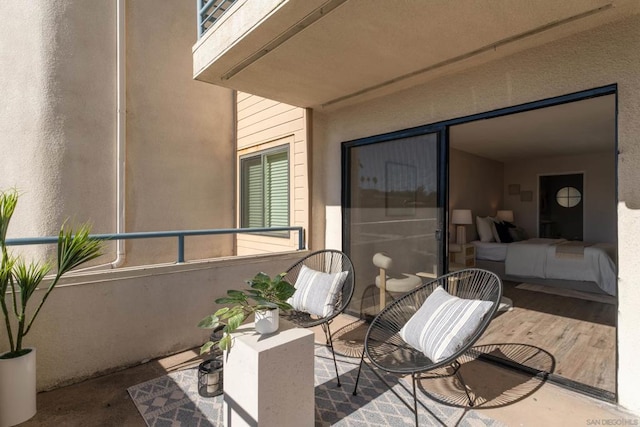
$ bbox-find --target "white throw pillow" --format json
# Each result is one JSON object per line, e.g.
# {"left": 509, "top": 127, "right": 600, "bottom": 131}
{"left": 476, "top": 216, "right": 495, "bottom": 242}
{"left": 399, "top": 286, "right": 493, "bottom": 363}
{"left": 288, "top": 265, "right": 348, "bottom": 317}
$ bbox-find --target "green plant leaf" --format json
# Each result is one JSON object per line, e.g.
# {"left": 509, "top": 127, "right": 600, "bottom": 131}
{"left": 200, "top": 341, "right": 214, "bottom": 355}
{"left": 274, "top": 280, "right": 295, "bottom": 300}
{"left": 227, "top": 289, "right": 245, "bottom": 298}
{"left": 213, "top": 307, "right": 230, "bottom": 317}
{"left": 56, "top": 223, "right": 103, "bottom": 275}
{"left": 218, "top": 334, "right": 232, "bottom": 352}
{"left": 0, "top": 189, "right": 18, "bottom": 244}
{"left": 197, "top": 315, "right": 219, "bottom": 329}
{"left": 13, "top": 260, "right": 52, "bottom": 300}
{"left": 226, "top": 312, "right": 245, "bottom": 332}
{"left": 253, "top": 272, "right": 270, "bottom": 283}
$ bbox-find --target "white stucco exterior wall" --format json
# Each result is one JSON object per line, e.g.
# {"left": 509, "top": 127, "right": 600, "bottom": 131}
{"left": 4, "top": 252, "right": 304, "bottom": 391}
{"left": 0, "top": 1, "right": 117, "bottom": 261}
{"left": 0, "top": 0, "right": 235, "bottom": 266}
{"left": 125, "top": 0, "right": 235, "bottom": 265}
{"left": 313, "top": 15, "right": 640, "bottom": 411}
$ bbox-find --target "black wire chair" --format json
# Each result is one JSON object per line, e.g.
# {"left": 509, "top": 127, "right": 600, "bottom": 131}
{"left": 352, "top": 268, "right": 502, "bottom": 426}
{"left": 281, "top": 249, "right": 355, "bottom": 387}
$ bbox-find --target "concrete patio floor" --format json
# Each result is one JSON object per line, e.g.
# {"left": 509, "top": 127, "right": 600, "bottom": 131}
{"left": 20, "top": 315, "right": 639, "bottom": 427}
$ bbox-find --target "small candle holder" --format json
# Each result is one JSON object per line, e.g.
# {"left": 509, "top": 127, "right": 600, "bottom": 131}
{"left": 198, "top": 357, "right": 223, "bottom": 397}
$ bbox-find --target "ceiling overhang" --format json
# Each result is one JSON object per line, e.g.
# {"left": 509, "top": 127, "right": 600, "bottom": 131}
{"left": 193, "top": 0, "right": 638, "bottom": 111}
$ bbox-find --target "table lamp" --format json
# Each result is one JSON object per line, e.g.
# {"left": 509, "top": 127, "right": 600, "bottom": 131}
{"left": 451, "top": 209, "right": 472, "bottom": 245}
{"left": 496, "top": 210, "right": 514, "bottom": 223}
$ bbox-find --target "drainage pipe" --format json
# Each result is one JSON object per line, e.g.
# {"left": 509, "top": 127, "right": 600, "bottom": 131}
{"left": 111, "top": 0, "right": 126, "bottom": 268}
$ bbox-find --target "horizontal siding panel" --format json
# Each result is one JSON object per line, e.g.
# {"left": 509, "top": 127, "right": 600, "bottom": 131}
{"left": 236, "top": 95, "right": 308, "bottom": 255}
{"left": 293, "top": 152, "right": 307, "bottom": 166}
{"left": 238, "top": 103, "right": 298, "bottom": 131}
{"left": 237, "top": 95, "right": 267, "bottom": 113}
{"left": 238, "top": 109, "right": 304, "bottom": 139}
{"left": 238, "top": 97, "right": 284, "bottom": 121}
{"left": 294, "top": 164, "right": 306, "bottom": 178}
{"left": 237, "top": 92, "right": 252, "bottom": 102}
{"left": 294, "top": 188, "right": 307, "bottom": 200}
{"left": 238, "top": 120, "right": 304, "bottom": 147}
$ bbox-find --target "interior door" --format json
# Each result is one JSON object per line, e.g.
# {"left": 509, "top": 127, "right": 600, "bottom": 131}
{"left": 344, "top": 130, "right": 445, "bottom": 317}
{"left": 539, "top": 173, "right": 584, "bottom": 240}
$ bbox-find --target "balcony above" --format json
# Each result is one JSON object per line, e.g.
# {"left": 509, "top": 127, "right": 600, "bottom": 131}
{"left": 193, "top": 0, "right": 639, "bottom": 110}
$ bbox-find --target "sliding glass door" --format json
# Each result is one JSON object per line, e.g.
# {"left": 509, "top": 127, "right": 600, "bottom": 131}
{"left": 343, "top": 130, "right": 445, "bottom": 317}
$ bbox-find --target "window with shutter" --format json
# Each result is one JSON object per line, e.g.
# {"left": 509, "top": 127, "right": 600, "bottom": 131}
{"left": 240, "top": 147, "right": 289, "bottom": 235}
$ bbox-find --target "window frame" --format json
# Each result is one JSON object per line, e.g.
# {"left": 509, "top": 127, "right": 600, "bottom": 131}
{"left": 239, "top": 145, "right": 290, "bottom": 237}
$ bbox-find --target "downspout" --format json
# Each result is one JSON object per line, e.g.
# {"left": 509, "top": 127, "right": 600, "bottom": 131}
{"left": 111, "top": 0, "right": 126, "bottom": 268}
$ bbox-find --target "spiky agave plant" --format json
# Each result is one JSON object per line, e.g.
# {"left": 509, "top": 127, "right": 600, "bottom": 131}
{"left": 0, "top": 189, "right": 103, "bottom": 358}
{"left": 198, "top": 272, "right": 296, "bottom": 352}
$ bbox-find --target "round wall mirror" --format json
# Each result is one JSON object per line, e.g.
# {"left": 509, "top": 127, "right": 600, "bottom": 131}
{"left": 556, "top": 186, "right": 581, "bottom": 208}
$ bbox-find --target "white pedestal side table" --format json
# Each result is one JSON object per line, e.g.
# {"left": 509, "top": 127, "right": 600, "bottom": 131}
{"left": 223, "top": 321, "right": 315, "bottom": 427}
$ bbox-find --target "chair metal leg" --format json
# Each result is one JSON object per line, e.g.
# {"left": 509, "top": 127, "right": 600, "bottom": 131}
{"left": 352, "top": 349, "right": 366, "bottom": 395}
{"left": 325, "top": 323, "right": 341, "bottom": 387}
{"left": 412, "top": 373, "right": 419, "bottom": 427}
{"left": 320, "top": 322, "right": 330, "bottom": 346}
{"left": 453, "top": 360, "right": 474, "bottom": 407}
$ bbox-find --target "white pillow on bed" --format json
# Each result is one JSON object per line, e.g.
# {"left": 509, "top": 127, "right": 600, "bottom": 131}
{"left": 476, "top": 216, "right": 495, "bottom": 242}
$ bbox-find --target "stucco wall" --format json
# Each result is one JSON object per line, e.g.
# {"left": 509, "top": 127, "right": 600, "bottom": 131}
{"left": 0, "top": 0, "right": 235, "bottom": 267}
{"left": 313, "top": 15, "right": 640, "bottom": 411}
{"left": 125, "top": 0, "right": 235, "bottom": 265}
{"left": 0, "top": 252, "right": 303, "bottom": 391}
{"left": 0, "top": 1, "right": 117, "bottom": 261}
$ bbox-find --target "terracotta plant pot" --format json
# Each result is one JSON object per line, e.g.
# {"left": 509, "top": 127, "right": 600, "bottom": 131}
{"left": 0, "top": 348, "right": 37, "bottom": 427}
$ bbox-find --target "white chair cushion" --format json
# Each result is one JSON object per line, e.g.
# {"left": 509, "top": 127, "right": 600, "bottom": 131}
{"left": 375, "top": 274, "right": 422, "bottom": 293}
{"left": 399, "top": 286, "right": 493, "bottom": 362}
{"left": 288, "top": 265, "right": 348, "bottom": 317}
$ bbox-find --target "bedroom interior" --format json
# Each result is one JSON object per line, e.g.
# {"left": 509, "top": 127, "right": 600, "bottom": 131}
{"left": 448, "top": 93, "right": 617, "bottom": 396}
{"left": 343, "top": 89, "right": 617, "bottom": 398}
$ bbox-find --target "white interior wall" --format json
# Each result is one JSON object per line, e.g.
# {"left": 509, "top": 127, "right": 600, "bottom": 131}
{"left": 449, "top": 149, "right": 504, "bottom": 241}
{"left": 313, "top": 15, "right": 640, "bottom": 411}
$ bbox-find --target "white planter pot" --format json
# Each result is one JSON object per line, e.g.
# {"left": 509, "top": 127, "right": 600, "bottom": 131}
{"left": 254, "top": 308, "right": 279, "bottom": 334}
{"left": 0, "top": 348, "right": 37, "bottom": 427}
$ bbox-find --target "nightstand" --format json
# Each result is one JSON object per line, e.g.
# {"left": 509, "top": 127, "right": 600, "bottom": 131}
{"left": 449, "top": 243, "right": 476, "bottom": 269}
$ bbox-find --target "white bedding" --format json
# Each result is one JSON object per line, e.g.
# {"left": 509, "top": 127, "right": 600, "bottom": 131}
{"left": 471, "top": 241, "right": 509, "bottom": 262}
{"left": 474, "top": 238, "right": 617, "bottom": 296}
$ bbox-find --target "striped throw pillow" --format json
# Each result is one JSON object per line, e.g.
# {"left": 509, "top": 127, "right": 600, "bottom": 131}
{"left": 288, "top": 265, "right": 348, "bottom": 317}
{"left": 399, "top": 286, "right": 492, "bottom": 363}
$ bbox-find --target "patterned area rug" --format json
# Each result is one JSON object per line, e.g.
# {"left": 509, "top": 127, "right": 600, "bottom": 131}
{"left": 128, "top": 346, "right": 506, "bottom": 427}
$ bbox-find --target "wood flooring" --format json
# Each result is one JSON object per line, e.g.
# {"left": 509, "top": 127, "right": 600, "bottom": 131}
{"left": 477, "top": 281, "right": 616, "bottom": 394}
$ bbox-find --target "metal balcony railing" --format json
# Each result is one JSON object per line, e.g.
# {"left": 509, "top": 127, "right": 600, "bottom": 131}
{"left": 5, "top": 226, "right": 305, "bottom": 264}
{"left": 198, "top": 0, "right": 237, "bottom": 38}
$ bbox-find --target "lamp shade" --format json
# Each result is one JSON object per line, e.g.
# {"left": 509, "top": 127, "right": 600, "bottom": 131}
{"left": 496, "top": 210, "right": 514, "bottom": 223}
{"left": 451, "top": 209, "right": 472, "bottom": 225}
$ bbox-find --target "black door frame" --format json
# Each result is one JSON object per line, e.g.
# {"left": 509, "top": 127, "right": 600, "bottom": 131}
{"left": 340, "top": 83, "right": 618, "bottom": 400}
{"left": 341, "top": 125, "right": 449, "bottom": 274}
{"left": 342, "top": 84, "right": 617, "bottom": 279}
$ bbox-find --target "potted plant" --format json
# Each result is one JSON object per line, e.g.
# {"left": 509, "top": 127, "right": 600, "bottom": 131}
{"left": 198, "top": 272, "right": 296, "bottom": 353}
{"left": 0, "top": 189, "right": 103, "bottom": 426}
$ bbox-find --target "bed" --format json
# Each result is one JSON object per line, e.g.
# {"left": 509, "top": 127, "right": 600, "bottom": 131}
{"left": 472, "top": 238, "right": 617, "bottom": 296}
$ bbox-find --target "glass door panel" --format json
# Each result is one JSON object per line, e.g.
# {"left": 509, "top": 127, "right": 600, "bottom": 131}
{"left": 345, "top": 131, "right": 443, "bottom": 317}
